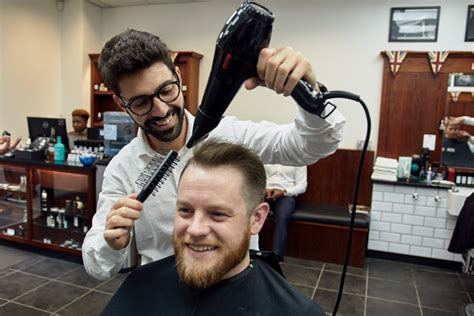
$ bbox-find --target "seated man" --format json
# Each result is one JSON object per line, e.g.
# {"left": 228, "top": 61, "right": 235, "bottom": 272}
{"left": 265, "top": 164, "right": 307, "bottom": 262}
{"left": 102, "top": 140, "right": 325, "bottom": 315}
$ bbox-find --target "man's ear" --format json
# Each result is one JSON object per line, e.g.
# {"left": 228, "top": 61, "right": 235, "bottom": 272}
{"left": 250, "top": 202, "right": 269, "bottom": 235}
{"left": 175, "top": 66, "right": 182, "bottom": 82}
{"left": 112, "top": 94, "right": 123, "bottom": 107}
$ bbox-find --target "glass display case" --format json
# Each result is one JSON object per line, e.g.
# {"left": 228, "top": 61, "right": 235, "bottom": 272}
{"left": 32, "top": 168, "right": 93, "bottom": 251}
{"left": 0, "top": 163, "right": 29, "bottom": 240}
{"left": 0, "top": 158, "right": 95, "bottom": 255}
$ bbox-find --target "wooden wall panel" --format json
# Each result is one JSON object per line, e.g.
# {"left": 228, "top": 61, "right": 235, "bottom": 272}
{"left": 297, "top": 149, "right": 374, "bottom": 207}
{"left": 259, "top": 218, "right": 367, "bottom": 267}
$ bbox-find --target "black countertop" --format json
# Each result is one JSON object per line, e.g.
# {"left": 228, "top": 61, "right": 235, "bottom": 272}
{"left": 372, "top": 178, "right": 453, "bottom": 190}
{"left": 0, "top": 156, "right": 96, "bottom": 172}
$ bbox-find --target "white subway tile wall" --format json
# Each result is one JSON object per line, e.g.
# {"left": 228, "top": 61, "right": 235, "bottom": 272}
{"left": 368, "top": 183, "right": 462, "bottom": 262}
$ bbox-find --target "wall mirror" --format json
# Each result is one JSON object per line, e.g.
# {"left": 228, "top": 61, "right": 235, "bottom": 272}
{"left": 441, "top": 73, "right": 474, "bottom": 169}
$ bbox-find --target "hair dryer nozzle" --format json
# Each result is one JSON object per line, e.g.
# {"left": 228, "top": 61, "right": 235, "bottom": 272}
{"left": 186, "top": 107, "right": 222, "bottom": 148}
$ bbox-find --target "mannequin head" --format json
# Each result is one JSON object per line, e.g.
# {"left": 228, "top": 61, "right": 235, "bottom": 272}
{"left": 72, "top": 109, "right": 90, "bottom": 134}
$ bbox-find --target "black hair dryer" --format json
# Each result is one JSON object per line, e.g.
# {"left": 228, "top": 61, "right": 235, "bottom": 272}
{"left": 186, "top": 1, "right": 329, "bottom": 148}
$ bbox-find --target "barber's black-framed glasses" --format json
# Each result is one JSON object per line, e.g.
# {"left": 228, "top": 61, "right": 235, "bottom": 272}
{"left": 118, "top": 72, "right": 181, "bottom": 116}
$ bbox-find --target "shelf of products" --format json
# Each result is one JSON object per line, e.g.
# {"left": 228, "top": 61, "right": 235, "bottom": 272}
{"left": 0, "top": 158, "right": 95, "bottom": 255}
{"left": 89, "top": 51, "right": 202, "bottom": 128}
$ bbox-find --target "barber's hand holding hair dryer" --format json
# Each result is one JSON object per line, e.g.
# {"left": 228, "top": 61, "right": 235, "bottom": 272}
{"left": 187, "top": 1, "right": 339, "bottom": 148}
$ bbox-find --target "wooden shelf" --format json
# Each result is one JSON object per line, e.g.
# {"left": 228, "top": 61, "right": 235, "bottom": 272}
{"left": 94, "top": 90, "right": 113, "bottom": 95}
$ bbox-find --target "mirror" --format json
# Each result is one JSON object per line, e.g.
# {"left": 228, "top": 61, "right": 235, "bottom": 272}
{"left": 441, "top": 73, "right": 474, "bottom": 169}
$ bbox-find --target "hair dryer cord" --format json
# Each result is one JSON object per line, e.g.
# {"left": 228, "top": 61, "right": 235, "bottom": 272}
{"left": 321, "top": 92, "right": 371, "bottom": 316}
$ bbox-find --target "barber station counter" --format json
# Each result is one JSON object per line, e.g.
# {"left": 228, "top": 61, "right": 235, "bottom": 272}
{"left": 368, "top": 179, "right": 463, "bottom": 263}
{"left": 0, "top": 156, "right": 96, "bottom": 256}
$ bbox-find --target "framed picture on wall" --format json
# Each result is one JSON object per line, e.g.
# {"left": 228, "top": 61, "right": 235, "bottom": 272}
{"left": 465, "top": 5, "right": 474, "bottom": 41}
{"left": 448, "top": 73, "right": 474, "bottom": 92}
{"left": 389, "top": 7, "right": 440, "bottom": 42}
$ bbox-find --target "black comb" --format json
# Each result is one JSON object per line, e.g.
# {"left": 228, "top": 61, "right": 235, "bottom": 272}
{"left": 135, "top": 150, "right": 180, "bottom": 202}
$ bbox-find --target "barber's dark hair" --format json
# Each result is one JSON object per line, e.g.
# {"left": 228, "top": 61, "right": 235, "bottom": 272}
{"left": 181, "top": 139, "right": 266, "bottom": 214}
{"left": 98, "top": 29, "right": 175, "bottom": 95}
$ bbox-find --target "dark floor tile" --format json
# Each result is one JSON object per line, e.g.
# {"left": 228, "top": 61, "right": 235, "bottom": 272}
{"left": 284, "top": 257, "right": 324, "bottom": 269}
{"left": 0, "top": 272, "right": 49, "bottom": 300}
{"left": 0, "top": 245, "right": 41, "bottom": 270}
{"left": 0, "top": 301, "right": 50, "bottom": 315}
{"left": 368, "top": 277, "right": 418, "bottom": 304}
{"left": 422, "top": 307, "right": 458, "bottom": 316}
{"left": 291, "top": 283, "right": 314, "bottom": 299}
{"left": 418, "top": 285, "right": 470, "bottom": 311}
{"left": 366, "top": 298, "right": 421, "bottom": 316}
{"left": 0, "top": 268, "right": 14, "bottom": 278}
{"left": 313, "top": 289, "right": 364, "bottom": 315}
{"left": 410, "top": 262, "right": 457, "bottom": 274}
{"left": 280, "top": 264, "right": 321, "bottom": 287}
{"left": 324, "top": 262, "right": 367, "bottom": 276}
{"left": 6, "top": 255, "right": 47, "bottom": 271}
{"left": 20, "top": 257, "right": 79, "bottom": 279}
{"left": 15, "top": 280, "right": 88, "bottom": 312}
{"left": 95, "top": 273, "right": 129, "bottom": 294}
{"left": 414, "top": 269, "right": 464, "bottom": 292}
{"left": 460, "top": 274, "right": 474, "bottom": 292}
{"left": 57, "top": 266, "right": 106, "bottom": 289}
{"left": 317, "top": 270, "right": 366, "bottom": 295}
{"left": 367, "top": 258, "right": 414, "bottom": 284}
{"left": 56, "top": 290, "right": 112, "bottom": 315}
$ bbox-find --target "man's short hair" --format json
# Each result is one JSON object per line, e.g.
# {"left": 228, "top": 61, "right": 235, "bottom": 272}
{"left": 72, "top": 109, "right": 90, "bottom": 121}
{"left": 181, "top": 139, "right": 266, "bottom": 214}
{"left": 98, "top": 29, "right": 176, "bottom": 95}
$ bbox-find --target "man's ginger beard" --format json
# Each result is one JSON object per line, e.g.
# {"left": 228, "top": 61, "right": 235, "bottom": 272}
{"left": 173, "top": 224, "right": 251, "bottom": 289}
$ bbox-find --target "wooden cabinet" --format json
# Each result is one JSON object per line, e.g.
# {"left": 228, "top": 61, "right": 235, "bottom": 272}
{"left": 89, "top": 51, "right": 203, "bottom": 127}
{"left": 172, "top": 51, "right": 203, "bottom": 115}
{"left": 0, "top": 158, "right": 95, "bottom": 256}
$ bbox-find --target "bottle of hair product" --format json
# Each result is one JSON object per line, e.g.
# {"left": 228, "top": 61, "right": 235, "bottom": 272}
{"left": 41, "top": 189, "right": 48, "bottom": 217}
{"left": 48, "top": 143, "right": 55, "bottom": 163}
{"left": 54, "top": 136, "right": 65, "bottom": 163}
{"left": 426, "top": 165, "right": 433, "bottom": 184}
{"left": 50, "top": 127, "right": 57, "bottom": 145}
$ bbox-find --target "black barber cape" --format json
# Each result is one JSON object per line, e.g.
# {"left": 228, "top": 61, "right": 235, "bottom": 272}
{"left": 102, "top": 255, "right": 324, "bottom": 316}
{"left": 448, "top": 193, "right": 474, "bottom": 253}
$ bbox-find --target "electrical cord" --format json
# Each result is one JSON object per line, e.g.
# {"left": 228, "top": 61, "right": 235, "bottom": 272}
{"left": 318, "top": 91, "right": 371, "bottom": 315}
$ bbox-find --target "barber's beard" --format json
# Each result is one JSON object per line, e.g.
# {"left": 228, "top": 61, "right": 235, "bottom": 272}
{"left": 173, "top": 226, "right": 251, "bottom": 289}
{"left": 141, "top": 106, "right": 185, "bottom": 142}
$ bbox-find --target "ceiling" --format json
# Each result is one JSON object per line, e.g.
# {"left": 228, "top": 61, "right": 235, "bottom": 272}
{"left": 86, "top": 0, "right": 212, "bottom": 8}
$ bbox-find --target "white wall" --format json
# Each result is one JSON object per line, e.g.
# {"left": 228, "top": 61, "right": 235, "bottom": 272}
{"left": 0, "top": 0, "right": 102, "bottom": 140}
{"left": 0, "top": 0, "right": 62, "bottom": 138}
{"left": 101, "top": 0, "right": 473, "bottom": 150}
{"left": 60, "top": 0, "right": 102, "bottom": 132}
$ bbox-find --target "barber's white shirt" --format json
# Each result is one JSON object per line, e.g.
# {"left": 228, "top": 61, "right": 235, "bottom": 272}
{"left": 83, "top": 107, "right": 345, "bottom": 280}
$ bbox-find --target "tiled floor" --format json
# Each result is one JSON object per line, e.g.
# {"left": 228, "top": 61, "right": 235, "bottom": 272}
{"left": 282, "top": 257, "right": 474, "bottom": 316}
{"left": 0, "top": 243, "right": 473, "bottom": 315}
